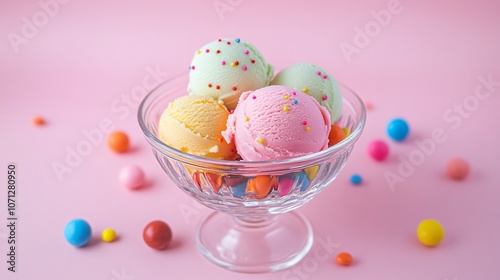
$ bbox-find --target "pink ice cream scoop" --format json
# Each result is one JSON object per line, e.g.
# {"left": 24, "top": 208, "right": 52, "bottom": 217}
{"left": 222, "top": 85, "right": 331, "bottom": 161}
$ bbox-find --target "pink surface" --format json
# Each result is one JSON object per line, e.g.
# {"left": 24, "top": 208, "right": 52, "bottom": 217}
{"left": 1, "top": 0, "right": 500, "bottom": 279}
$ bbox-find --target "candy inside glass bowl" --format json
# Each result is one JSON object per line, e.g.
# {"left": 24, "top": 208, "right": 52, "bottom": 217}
{"left": 138, "top": 73, "right": 366, "bottom": 273}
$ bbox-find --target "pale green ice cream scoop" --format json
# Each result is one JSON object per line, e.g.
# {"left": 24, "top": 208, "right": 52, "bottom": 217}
{"left": 188, "top": 38, "right": 274, "bottom": 110}
{"left": 270, "top": 63, "right": 343, "bottom": 123}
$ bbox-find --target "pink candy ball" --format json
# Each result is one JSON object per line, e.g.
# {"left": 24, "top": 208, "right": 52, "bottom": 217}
{"left": 367, "top": 140, "right": 389, "bottom": 161}
{"left": 446, "top": 157, "right": 470, "bottom": 180}
{"left": 119, "top": 165, "right": 145, "bottom": 189}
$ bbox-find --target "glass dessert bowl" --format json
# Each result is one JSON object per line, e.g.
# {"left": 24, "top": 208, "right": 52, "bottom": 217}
{"left": 138, "top": 73, "right": 366, "bottom": 273}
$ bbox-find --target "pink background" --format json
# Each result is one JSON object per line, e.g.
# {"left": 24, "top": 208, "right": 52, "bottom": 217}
{"left": 1, "top": 0, "right": 500, "bottom": 279}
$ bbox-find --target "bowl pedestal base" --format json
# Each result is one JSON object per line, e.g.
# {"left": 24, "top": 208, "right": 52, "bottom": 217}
{"left": 196, "top": 211, "right": 314, "bottom": 273}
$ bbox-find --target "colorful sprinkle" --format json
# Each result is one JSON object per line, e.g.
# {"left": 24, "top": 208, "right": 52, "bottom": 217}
{"left": 242, "top": 66, "right": 248, "bottom": 71}
{"left": 302, "top": 121, "right": 308, "bottom": 125}
{"left": 197, "top": 50, "right": 201, "bottom": 54}
{"left": 284, "top": 94, "right": 289, "bottom": 100}
{"left": 235, "top": 38, "right": 241, "bottom": 43}
{"left": 322, "top": 95, "right": 328, "bottom": 101}
{"left": 252, "top": 95, "right": 256, "bottom": 99}
{"left": 292, "top": 91, "right": 297, "bottom": 95}
{"left": 257, "top": 138, "right": 265, "bottom": 144}
{"left": 216, "top": 85, "right": 220, "bottom": 90}
{"left": 218, "top": 39, "right": 222, "bottom": 42}
{"left": 205, "top": 49, "right": 209, "bottom": 53}
{"left": 230, "top": 110, "right": 234, "bottom": 114}
{"left": 231, "top": 61, "right": 239, "bottom": 67}
{"left": 293, "top": 100, "right": 298, "bottom": 105}
{"left": 245, "top": 116, "right": 249, "bottom": 122}
{"left": 221, "top": 61, "right": 226, "bottom": 65}
{"left": 227, "top": 41, "right": 231, "bottom": 45}
{"left": 216, "top": 50, "right": 220, "bottom": 54}
{"left": 323, "top": 75, "right": 328, "bottom": 79}
{"left": 208, "top": 83, "right": 212, "bottom": 88}
{"left": 191, "top": 66, "right": 195, "bottom": 70}
{"left": 306, "top": 126, "right": 311, "bottom": 131}
{"left": 283, "top": 106, "right": 289, "bottom": 112}
{"left": 317, "top": 71, "right": 321, "bottom": 75}
{"left": 232, "top": 86, "right": 237, "bottom": 91}
{"left": 251, "top": 59, "right": 255, "bottom": 64}
{"left": 302, "top": 88, "right": 308, "bottom": 93}
{"left": 244, "top": 50, "right": 249, "bottom": 54}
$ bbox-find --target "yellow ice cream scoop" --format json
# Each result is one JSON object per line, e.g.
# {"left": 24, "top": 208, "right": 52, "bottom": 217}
{"left": 158, "top": 95, "right": 237, "bottom": 160}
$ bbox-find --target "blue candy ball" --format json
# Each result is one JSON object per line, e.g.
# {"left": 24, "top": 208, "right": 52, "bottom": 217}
{"left": 350, "top": 174, "right": 363, "bottom": 185}
{"left": 387, "top": 118, "right": 409, "bottom": 141}
{"left": 64, "top": 219, "right": 92, "bottom": 247}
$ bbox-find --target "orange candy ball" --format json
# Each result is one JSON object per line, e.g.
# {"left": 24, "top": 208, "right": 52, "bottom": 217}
{"left": 328, "top": 125, "right": 345, "bottom": 146}
{"left": 33, "top": 116, "right": 45, "bottom": 126}
{"left": 336, "top": 252, "right": 353, "bottom": 266}
{"left": 446, "top": 158, "right": 470, "bottom": 180}
{"left": 247, "top": 176, "right": 276, "bottom": 199}
{"left": 108, "top": 131, "right": 130, "bottom": 153}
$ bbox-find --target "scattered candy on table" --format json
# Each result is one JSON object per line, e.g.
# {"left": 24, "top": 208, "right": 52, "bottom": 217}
{"left": 33, "top": 116, "right": 45, "bottom": 126}
{"left": 417, "top": 219, "right": 444, "bottom": 247}
{"left": 102, "top": 228, "right": 117, "bottom": 242}
{"left": 446, "top": 158, "right": 470, "bottom": 180}
{"left": 367, "top": 140, "right": 389, "bottom": 161}
{"left": 143, "top": 220, "right": 173, "bottom": 250}
{"left": 108, "top": 131, "right": 130, "bottom": 153}
{"left": 350, "top": 174, "right": 362, "bottom": 185}
{"left": 119, "top": 165, "right": 146, "bottom": 190}
{"left": 387, "top": 118, "right": 409, "bottom": 141}
{"left": 364, "top": 101, "right": 373, "bottom": 110}
{"left": 336, "top": 252, "right": 353, "bottom": 266}
{"left": 64, "top": 219, "right": 92, "bottom": 247}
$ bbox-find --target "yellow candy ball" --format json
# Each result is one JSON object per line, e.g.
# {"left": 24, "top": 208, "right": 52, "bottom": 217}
{"left": 417, "top": 219, "right": 444, "bottom": 246}
{"left": 102, "top": 228, "right": 116, "bottom": 242}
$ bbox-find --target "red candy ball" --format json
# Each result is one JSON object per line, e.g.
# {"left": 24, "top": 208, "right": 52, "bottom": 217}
{"left": 143, "top": 220, "right": 172, "bottom": 250}
{"left": 367, "top": 140, "right": 389, "bottom": 161}
{"left": 446, "top": 158, "right": 470, "bottom": 180}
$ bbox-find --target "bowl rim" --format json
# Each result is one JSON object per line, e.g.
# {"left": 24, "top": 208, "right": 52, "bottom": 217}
{"left": 137, "top": 72, "right": 366, "bottom": 168}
